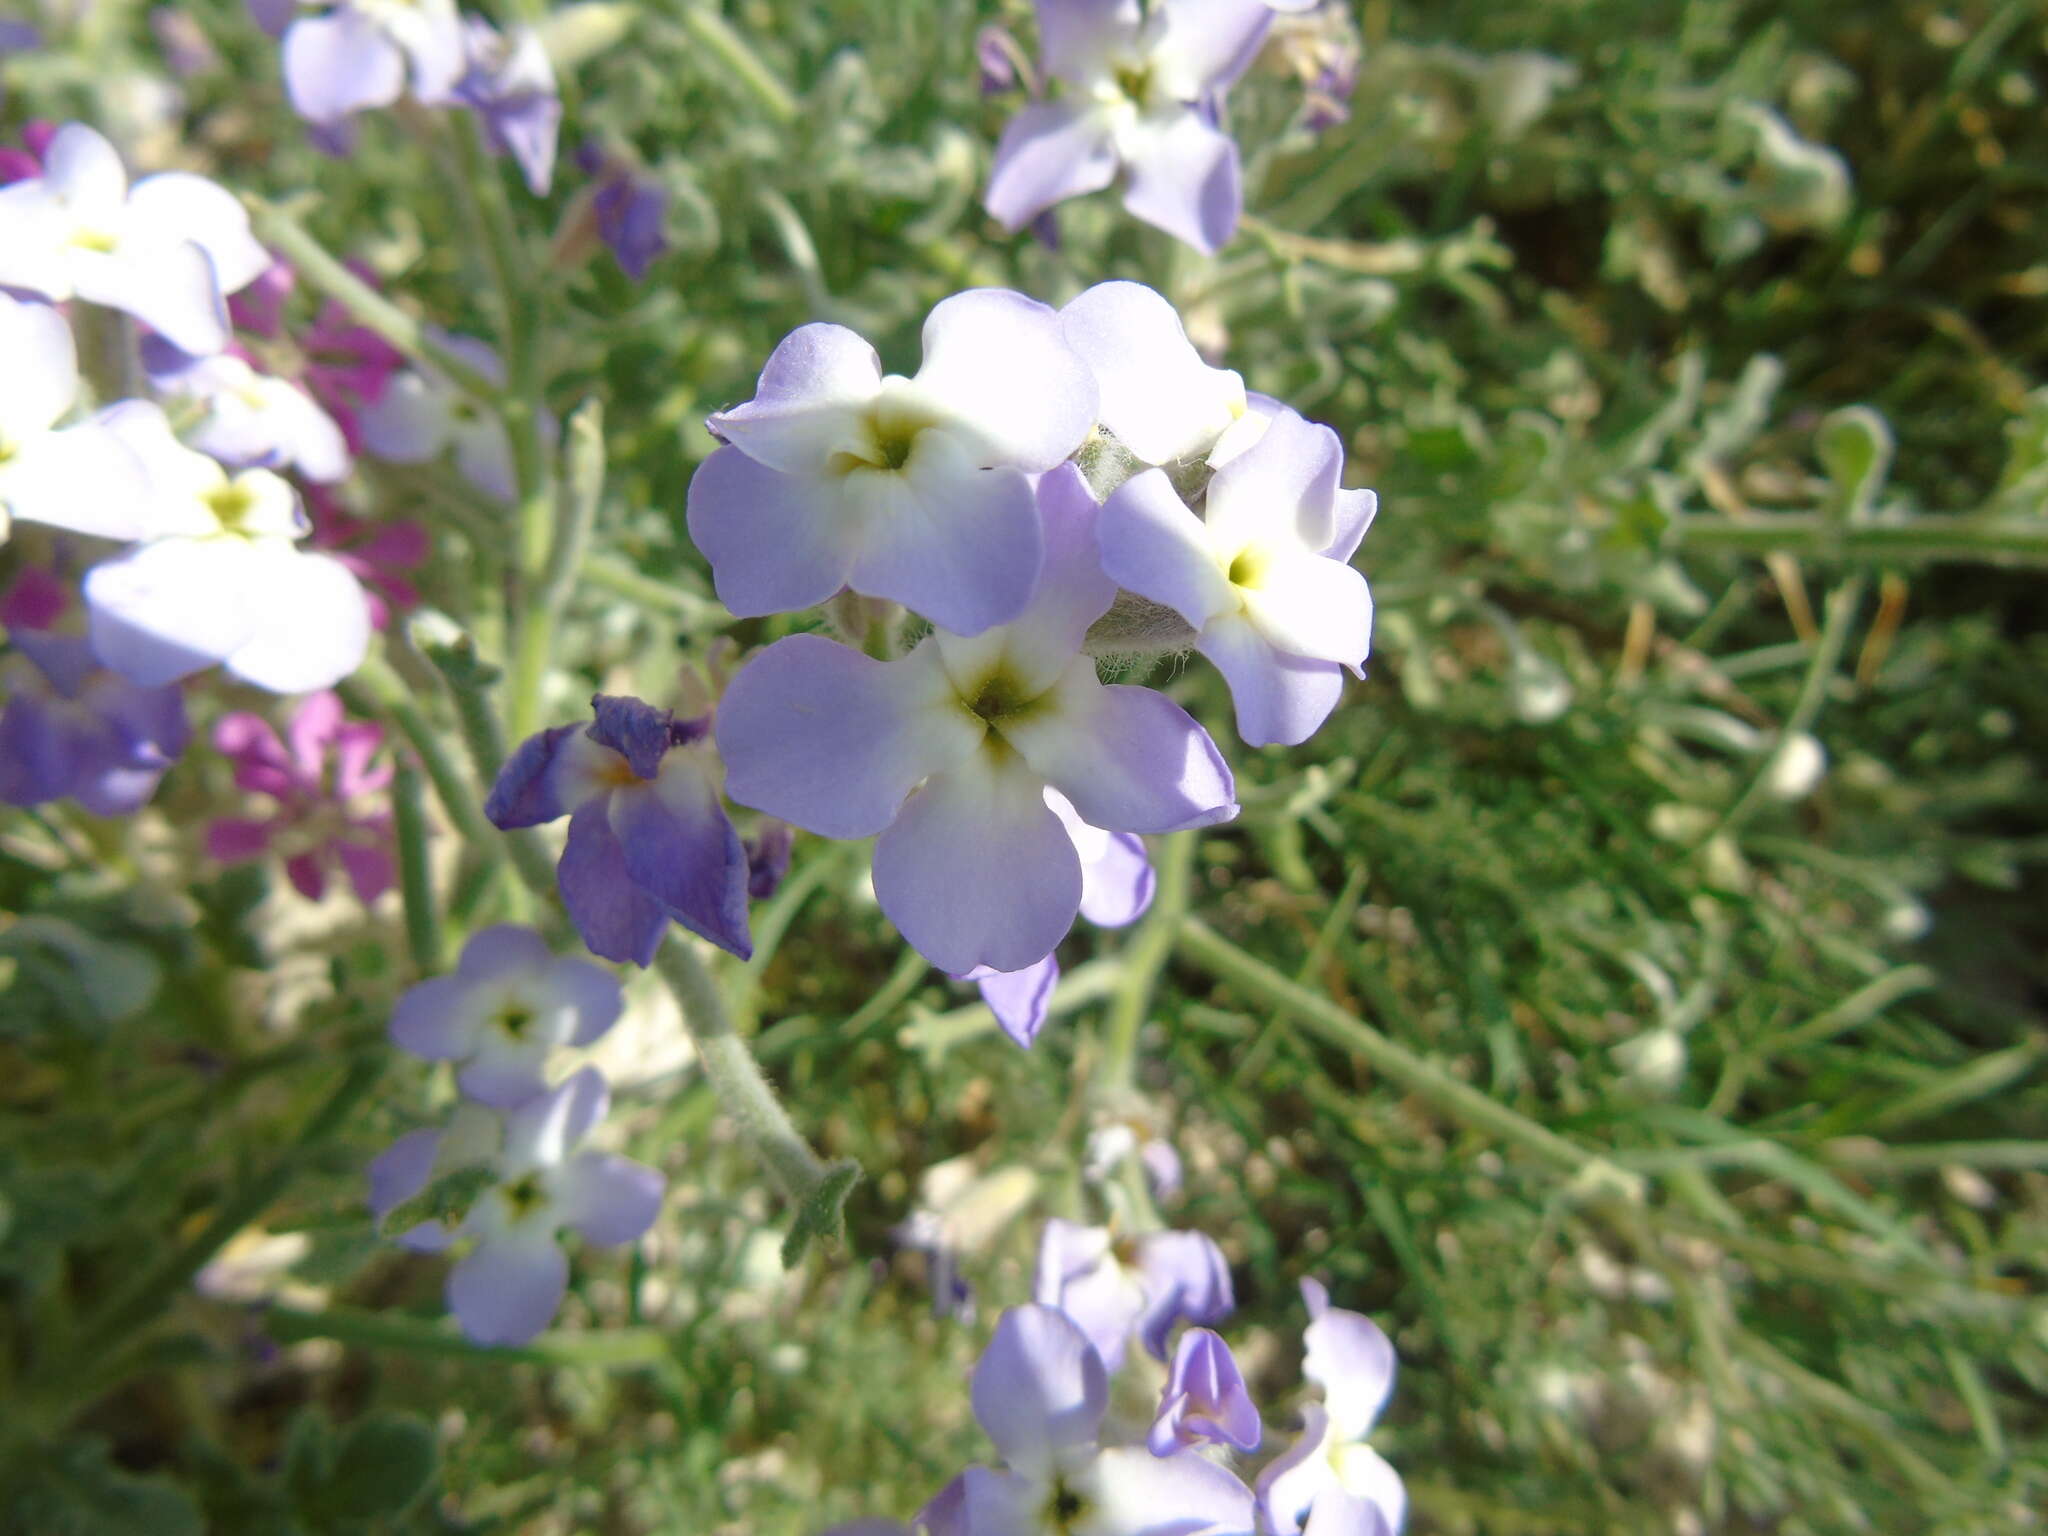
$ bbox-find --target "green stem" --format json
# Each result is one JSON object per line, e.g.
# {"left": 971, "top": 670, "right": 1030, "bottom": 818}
{"left": 682, "top": 5, "right": 800, "bottom": 123}
{"left": 264, "top": 1303, "right": 672, "bottom": 1369}
{"left": 652, "top": 937, "right": 853, "bottom": 1256}
{"left": 1175, "top": 917, "right": 1642, "bottom": 1195}
{"left": 1673, "top": 513, "right": 2048, "bottom": 567}
{"left": 391, "top": 756, "right": 443, "bottom": 974}
{"left": 244, "top": 198, "right": 503, "bottom": 402}
{"left": 582, "top": 554, "right": 725, "bottom": 627}
{"left": 1100, "top": 831, "right": 1194, "bottom": 1097}
{"left": 1711, "top": 577, "right": 1866, "bottom": 843}
{"left": 340, "top": 665, "right": 495, "bottom": 853}
{"left": 507, "top": 401, "right": 604, "bottom": 744}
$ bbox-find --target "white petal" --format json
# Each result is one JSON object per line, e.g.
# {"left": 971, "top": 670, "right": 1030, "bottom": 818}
{"left": 970, "top": 1304, "right": 1109, "bottom": 1478}
{"left": 910, "top": 288, "right": 1098, "bottom": 472}
{"left": 125, "top": 172, "right": 271, "bottom": 294}
{"left": 41, "top": 123, "right": 128, "bottom": 223}
{"left": 706, "top": 321, "right": 882, "bottom": 476}
{"left": 0, "top": 422, "right": 149, "bottom": 540}
{"left": 85, "top": 537, "right": 260, "bottom": 685}
{"left": 70, "top": 237, "right": 229, "bottom": 358}
{"left": 1078, "top": 1446, "right": 1256, "bottom": 1536}
{"left": 1240, "top": 552, "right": 1373, "bottom": 670}
{"left": 0, "top": 185, "right": 76, "bottom": 299}
{"left": 1060, "top": 281, "right": 1246, "bottom": 466}
{"left": 1097, "top": 467, "right": 1236, "bottom": 629}
{"left": 223, "top": 546, "right": 372, "bottom": 693}
{"left": 0, "top": 293, "right": 79, "bottom": 435}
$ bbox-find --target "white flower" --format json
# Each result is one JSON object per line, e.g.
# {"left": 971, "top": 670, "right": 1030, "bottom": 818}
{"left": 0, "top": 293, "right": 146, "bottom": 541}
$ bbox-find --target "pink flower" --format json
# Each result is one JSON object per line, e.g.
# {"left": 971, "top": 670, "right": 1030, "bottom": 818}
{"left": 208, "top": 691, "right": 397, "bottom": 903}
{"left": 304, "top": 486, "right": 428, "bottom": 629}
{"left": 0, "top": 119, "right": 54, "bottom": 184}
{"left": 300, "top": 269, "right": 404, "bottom": 452}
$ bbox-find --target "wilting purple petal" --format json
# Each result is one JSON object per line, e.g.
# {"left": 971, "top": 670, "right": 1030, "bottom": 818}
{"left": 1149, "top": 1327, "right": 1261, "bottom": 1454}
{"left": 485, "top": 723, "right": 585, "bottom": 828}
{"left": 586, "top": 692, "right": 677, "bottom": 781}
{"left": 557, "top": 797, "right": 672, "bottom": 967}
{"left": 607, "top": 749, "right": 753, "bottom": 959}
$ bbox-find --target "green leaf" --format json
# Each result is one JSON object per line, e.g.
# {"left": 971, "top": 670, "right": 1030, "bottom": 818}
{"left": 281, "top": 1407, "right": 336, "bottom": 1512}
{"left": 780, "top": 1157, "right": 862, "bottom": 1268}
{"left": 1816, "top": 406, "right": 1893, "bottom": 525}
{"left": 5, "top": 1437, "right": 204, "bottom": 1536}
{"left": 316, "top": 1413, "right": 438, "bottom": 1523}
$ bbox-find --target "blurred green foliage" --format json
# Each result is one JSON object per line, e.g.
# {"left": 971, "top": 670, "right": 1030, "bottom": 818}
{"left": 2, "top": 1, "right": 2046, "bottom": 1533}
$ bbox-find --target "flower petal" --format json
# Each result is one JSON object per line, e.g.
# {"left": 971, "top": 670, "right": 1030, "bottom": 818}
{"left": 125, "top": 172, "right": 270, "bottom": 295}
{"left": 556, "top": 1150, "right": 664, "bottom": 1246}
{"left": 283, "top": 10, "right": 407, "bottom": 125}
{"left": 1323, "top": 488, "right": 1377, "bottom": 564}
{"left": 1198, "top": 613, "right": 1347, "bottom": 748}
{"left": 85, "top": 537, "right": 259, "bottom": 686}
{"left": 911, "top": 288, "right": 1098, "bottom": 473}
{"left": 71, "top": 238, "right": 230, "bottom": 358}
{"left": 542, "top": 955, "right": 625, "bottom": 1047}
{"left": 559, "top": 798, "right": 672, "bottom": 967}
{"left": 1304, "top": 1294, "right": 1398, "bottom": 1442}
{"left": 454, "top": 1033, "right": 553, "bottom": 1109}
{"left": 222, "top": 547, "right": 372, "bottom": 693}
{"left": 974, "top": 952, "right": 1059, "bottom": 1049}
{"left": 705, "top": 321, "right": 880, "bottom": 475}
{"left": 367, "top": 1127, "right": 441, "bottom": 1222}
{"left": 1204, "top": 408, "right": 1346, "bottom": 553}
{"left": 1098, "top": 468, "right": 1236, "bottom": 628}
{"left": 0, "top": 293, "right": 76, "bottom": 434}
{"left": 984, "top": 99, "right": 1120, "bottom": 234}
{"left": 606, "top": 748, "right": 753, "bottom": 959}
{"left": 971, "top": 1304, "right": 1109, "bottom": 1478}
{"left": 872, "top": 750, "right": 1081, "bottom": 974}
{"left": 718, "top": 634, "right": 983, "bottom": 840}
{"left": 389, "top": 973, "right": 487, "bottom": 1061}
{"left": 1120, "top": 111, "right": 1241, "bottom": 255}
{"left": 1081, "top": 1445, "right": 1256, "bottom": 1535}
{"left": 1301, "top": 1489, "right": 1395, "bottom": 1536}
{"left": 0, "top": 421, "right": 151, "bottom": 540}
{"left": 357, "top": 370, "right": 453, "bottom": 463}
{"left": 1059, "top": 282, "right": 1247, "bottom": 466}
{"left": 1240, "top": 552, "right": 1372, "bottom": 671}
{"left": 499, "top": 1064, "right": 609, "bottom": 1170}
{"left": 1038, "top": 0, "right": 1142, "bottom": 83}
{"left": 485, "top": 723, "right": 585, "bottom": 828}
{"left": 841, "top": 441, "right": 1045, "bottom": 636}
{"left": 684, "top": 445, "right": 862, "bottom": 619}
{"left": 999, "top": 661, "right": 1236, "bottom": 834}
{"left": 1153, "top": 0, "right": 1275, "bottom": 92}
{"left": 447, "top": 1233, "right": 567, "bottom": 1346}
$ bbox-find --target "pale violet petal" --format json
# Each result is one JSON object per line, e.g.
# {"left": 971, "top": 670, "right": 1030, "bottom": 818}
{"left": 85, "top": 537, "right": 260, "bottom": 685}
{"left": 0, "top": 186, "right": 76, "bottom": 299}
{"left": 358, "top": 370, "right": 456, "bottom": 462}
{"left": 983, "top": 98, "right": 1119, "bottom": 234}
{"left": 1324, "top": 488, "right": 1377, "bottom": 564}
{"left": 367, "top": 1128, "right": 442, "bottom": 1222}
{"left": 958, "top": 1468, "right": 1041, "bottom": 1536}
{"left": 1038, "top": 0, "right": 1142, "bottom": 84}
{"left": 971, "top": 1304, "right": 1109, "bottom": 1478}
{"left": 71, "top": 238, "right": 230, "bottom": 357}
{"left": 684, "top": 445, "right": 863, "bottom": 619}
{"left": 283, "top": 10, "right": 407, "bottom": 125}
{"left": 1080, "top": 1445, "right": 1256, "bottom": 1535}
{"left": 1301, "top": 1489, "right": 1394, "bottom": 1536}
{"left": 0, "top": 423, "right": 149, "bottom": 540}
{"left": 1255, "top": 1404, "right": 1340, "bottom": 1536}
{"left": 447, "top": 1232, "right": 567, "bottom": 1346}
{"left": 1330, "top": 1446, "right": 1405, "bottom": 1535}
{"left": 1240, "top": 552, "right": 1373, "bottom": 671}
{"left": 1098, "top": 467, "right": 1237, "bottom": 629}
{"left": 998, "top": 661, "right": 1236, "bottom": 834}
{"left": 541, "top": 955, "right": 625, "bottom": 1048}
{"left": 871, "top": 750, "right": 1081, "bottom": 975}
{"left": 705, "top": 321, "right": 881, "bottom": 475}
{"left": 910, "top": 288, "right": 1097, "bottom": 472}
{"left": 452, "top": 415, "right": 517, "bottom": 502}
{"left": 41, "top": 123, "right": 128, "bottom": 222}
{"left": 1198, "top": 613, "right": 1347, "bottom": 748}
{"left": 1204, "top": 408, "right": 1345, "bottom": 553}
{"left": 388, "top": 973, "right": 487, "bottom": 1061}
{"left": 717, "top": 634, "right": 984, "bottom": 840}
{"left": 1059, "top": 282, "right": 1246, "bottom": 465}
{"left": 499, "top": 1065, "right": 609, "bottom": 1172}
{"left": 1152, "top": 0, "right": 1276, "bottom": 92}
{"left": 975, "top": 953, "right": 1059, "bottom": 1049}
{"left": 1120, "top": 111, "right": 1242, "bottom": 255}
{"left": 1304, "top": 1300, "right": 1398, "bottom": 1442}
{"left": 455, "top": 1032, "right": 555, "bottom": 1108}
{"left": 556, "top": 1150, "right": 664, "bottom": 1246}
{"left": 841, "top": 438, "right": 1045, "bottom": 637}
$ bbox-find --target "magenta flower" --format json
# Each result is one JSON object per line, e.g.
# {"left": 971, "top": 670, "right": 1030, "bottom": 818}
{"left": 207, "top": 690, "right": 396, "bottom": 903}
{"left": 301, "top": 281, "right": 405, "bottom": 453}
{"left": 304, "top": 485, "right": 427, "bottom": 630}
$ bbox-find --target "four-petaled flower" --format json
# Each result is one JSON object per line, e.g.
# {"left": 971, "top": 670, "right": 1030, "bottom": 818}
{"left": 487, "top": 694, "right": 753, "bottom": 967}
{"left": 389, "top": 924, "right": 623, "bottom": 1106}
{"left": 207, "top": 690, "right": 395, "bottom": 903}
{"left": 143, "top": 339, "right": 353, "bottom": 485}
{"left": 717, "top": 466, "right": 1234, "bottom": 975}
{"left": 0, "top": 123, "right": 269, "bottom": 357}
{"left": 82, "top": 404, "right": 372, "bottom": 693}
{"left": 0, "top": 629, "right": 189, "bottom": 817}
{"left": 368, "top": 1066, "right": 664, "bottom": 1347}
{"left": 985, "top": 0, "right": 1277, "bottom": 253}
{"left": 455, "top": 16, "right": 560, "bottom": 196}
{"left": 282, "top": 0, "right": 467, "bottom": 150}
{"left": 686, "top": 288, "right": 1097, "bottom": 636}
{"left": 946, "top": 1304, "right": 1255, "bottom": 1535}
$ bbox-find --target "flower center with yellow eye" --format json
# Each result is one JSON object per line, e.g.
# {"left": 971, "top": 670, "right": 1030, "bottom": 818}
{"left": 963, "top": 667, "right": 1046, "bottom": 727}
{"left": 495, "top": 1003, "right": 534, "bottom": 1039}
{"left": 1045, "top": 1479, "right": 1090, "bottom": 1532}
{"left": 1228, "top": 545, "right": 1271, "bottom": 589}
{"left": 205, "top": 480, "right": 261, "bottom": 533}
{"left": 503, "top": 1174, "right": 547, "bottom": 1220}
{"left": 68, "top": 226, "right": 119, "bottom": 253}
{"left": 1114, "top": 62, "right": 1154, "bottom": 106}
{"left": 832, "top": 401, "right": 941, "bottom": 478}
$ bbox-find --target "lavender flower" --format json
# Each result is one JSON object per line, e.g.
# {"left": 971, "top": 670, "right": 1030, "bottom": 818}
{"left": 0, "top": 292, "right": 146, "bottom": 540}
{"left": 984, "top": 0, "right": 1276, "bottom": 253}
{"left": 369, "top": 1067, "right": 663, "bottom": 1347}
{"left": 358, "top": 333, "right": 520, "bottom": 501}
{"left": 968, "top": 790, "right": 1154, "bottom": 1048}
{"left": 1255, "top": 1279, "right": 1406, "bottom": 1536}
{"left": 1034, "top": 1217, "right": 1234, "bottom": 1371}
{"left": 486, "top": 694, "right": 753, "bottom": 967}
{"left": 0, "top": 123, "right": 270, "bottom": 357}
{"left": 1149, "top": 1327, "right": 1261, "bottom": 1456}
{"left": 207, "top": 690, "right": 394, "bottom": 903}
{"left": 1100, "top": 407, "right": 1374, "bottom": 747}
{"left": 0, "top": 629, "right": 189, "bottom": 816}
{"left": 716, "top": 467, "right": 1234, "bottom": 976}
{"left": 685, "top": 289, "right": 1097, "bottom": 636}
{"left": 81, "top": 405, "right": 372, "bottom": 693}
{"left": 947, "top": 1304, "right": 1255, "bottom": 1533}
{"left": 456, "top": 17, "right": 560, "bottom": 196}
{"left": 142, "top": 340, "right": 352, "bottom": 484}
{"left": 281, "top": 0, "right": 466, "bottom": 149}
{"left": 389, "top": 925, "right": 623, "bottom": 1106}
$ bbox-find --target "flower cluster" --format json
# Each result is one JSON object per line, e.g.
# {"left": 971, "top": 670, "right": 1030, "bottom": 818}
{"left": 832, "top": 1219, "right": 1405, "bottom": 1536}
{"left": 371, "top": 925, "right": 662, "bottom": 1345}
{"left": 686, "top": 280, "right": 1373, "bottom": 989}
